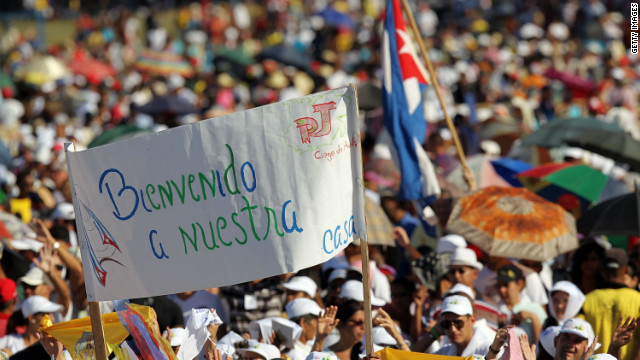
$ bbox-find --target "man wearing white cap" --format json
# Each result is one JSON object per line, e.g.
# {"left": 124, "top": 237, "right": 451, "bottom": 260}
{"left": 434, "top": 295, "right": 492, "bottom": 356}
{"left": 414, "top": 295, "right": 492, "bottom": 356}
{"left": 286, "top": 298, "right": 324, "bottom": 359}
{"left": 551, "top": 318, "right": 597, "bottom": 360}
{"left": 448, "top": 248, "right": 483, "bottom": 299}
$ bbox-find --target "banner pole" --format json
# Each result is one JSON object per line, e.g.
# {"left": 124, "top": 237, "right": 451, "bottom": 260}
{"left": 351, "top": 83, "right": 374, "bottom": 355}
{"left": 398, "top": 0, "right": 477, "bottom": 191}
{"left": 89, "top": 302, "right": 109, "bottom": 360}
{"left": 360, "top": 242, "right": 374, "bottom": 355}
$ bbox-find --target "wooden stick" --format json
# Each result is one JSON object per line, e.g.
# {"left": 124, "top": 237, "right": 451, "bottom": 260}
{"left": 89, "top": 301, "right": 109, "bottom": 360}
{"left": 398, "top": 0, "right": 477, "bottom": 191}
{"left": 360, "top": 242, "right": 374, "bottom": 355}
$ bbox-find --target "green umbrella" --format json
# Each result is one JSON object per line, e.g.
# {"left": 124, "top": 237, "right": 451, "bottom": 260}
{"left": 521, "top": 117, "right": 623, "bottom": 148}
{"left": 565, "top": 130, "right": 640, "bottom": 172}
{"left": 88, "top": 125, "right": 152, "bottom": 148}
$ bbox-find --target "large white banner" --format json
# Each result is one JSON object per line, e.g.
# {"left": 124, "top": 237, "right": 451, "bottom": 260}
{"left": 67, "top": 86, "right": 366, "bottom": 301}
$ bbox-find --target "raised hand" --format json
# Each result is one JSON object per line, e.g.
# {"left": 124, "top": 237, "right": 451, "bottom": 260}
{"left": 580, "top": 336, "right": 598, "bottom": 360}
{"left": 312, "top": 305, "right": 339, "bottom": 351}
{"left": 317, "top": 305, "right": 339, "bottom": 338}
{"left": 413, "top": 286, "right": 428, "bottom": 309}
{"left": 519, "top": 333, "right": 537, "bottom": 360}
{"left": 610, "top": 316, "right": 637, "bottom": 349}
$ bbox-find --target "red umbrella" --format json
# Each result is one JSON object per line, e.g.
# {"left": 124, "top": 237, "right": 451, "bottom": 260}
{"left": 68, "top": 51, "right": 116, "bottom": 85}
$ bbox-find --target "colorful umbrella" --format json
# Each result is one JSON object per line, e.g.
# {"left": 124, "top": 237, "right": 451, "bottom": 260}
{"left": 88, "top": 125, "right": 152, "bottom": 148}
{"left": 68, "top": 53, "right": 116, "bottom": 85}
{"left": 565, "top": 130, "right": 640, "bottom": 172}
{"left": 136, "top": 96, "right": 198, "bottom": 116}
{"left": 446, "top": 154, "right": 511, "bottom": 191}
{"left": 14, "top": 55, "right": 69, "bottom": 85}
{"left": 446, "top": 186, "right": 578, "bottom": 261}
{"left": 521, "top": 117, "right": 622, "bottom": 148}
{"left": 490, "top": 157, "right": 533, "bottom": 187}
{"left": 256, "top": 45, "right": 312, "bottom": 73}
{"left": 134, "top": 49, "right": 194, "bottom": 78}
{"left": 577, "top": 191, "right": 640, "bottom": 237}
{"left": 518, "top": 163, "right": 609, "bottom": 207}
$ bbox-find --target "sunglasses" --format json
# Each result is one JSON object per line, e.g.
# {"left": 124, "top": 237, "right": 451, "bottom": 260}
{"left": 55, "top": 264, "right": 64, "bottom": 271}
{"left": 440, "top": 319, "right": 465, "bottom": 330}
{"left": 347, "top": 319, "right": 365, "bottom": 326}
{"left": 448, "top": 268, "right": 467, "bottom": 275}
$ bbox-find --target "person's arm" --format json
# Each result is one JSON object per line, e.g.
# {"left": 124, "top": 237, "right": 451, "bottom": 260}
{"left": 393, "top": 227, "right": 422, "bottom": 261}
{"left": 37, "top": 332, "right": 66, "bottom": 360}
{"left": 516, "top": 311, "right": 543, "bottom": 344}
{"left": 411, "top": 321, "right": 442, "bottom": 353}
{"left": 312, "top": 306, "right": 339, "bottom": 352}
{"left": 374, "top": 309, "right": 410, "bottom": 351}
{"left": 486, "top": 327, "right": 511, "bottom": 360}
{"left": 608, "top": 316, "right": 637, "bottom": 359}
{"left": 33, "top": 219, "right": 86, "bottom": 309}
{"left": 411, "top": 286, "right": 428, "bottom": 342}
{"left": 33, "top": 243, "right": 71, "bottom": 316}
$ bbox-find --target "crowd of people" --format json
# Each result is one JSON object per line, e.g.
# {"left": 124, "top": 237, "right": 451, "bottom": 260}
{"left": 0, "top": 0, "right": 638, "bottom": 359}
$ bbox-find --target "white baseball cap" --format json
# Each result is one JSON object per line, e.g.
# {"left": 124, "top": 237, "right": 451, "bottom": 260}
{"left": 328, "top": 269, "right": 347, "bottom": 283}
{"left": 437, "top": 234, "right": 467, "bottom": 253}
{"left": 286, "top": 298, "right": 323, "bottom": 319}
{"left": 339, "top": 280, "right": 386, "bottom": 306}
{"left": 237, "top": 343, "right": 281, "bottom": 360}
{"left": 372, "top": 326, "right": 398, "bottom": 346}
{"left": 21, "top": 295, "right": 63, "bottom": 318}
{"left": 11, "top": 235, "right": 43, "bottom": 252}
{"left": 450, "top": 248, "right": 483, "bottom": 270}
{"left": 440, "top": 295, "right": 473, "bottom": 317}
{"left": 50, "top": 202, "right": 75, "bottom": 220}
{"left": 168, "top": 327, "right": 187, "bottom": 347}
{"left": 559, "top": 318, "right": 596, "bottom": 346}
{"left": 306, "top": 352, "right": 338, "bottom": 360}
{"left": 445, "top": 283, "right": 475, "bottom": 299}
{"left": 20, "top": 267, "right": 53, "bottom": 287}
{"left": 539, "top": 326, "right": 560, "bottom": 357}
{"left": 283, "top": 276, "right": 317, "bottom": 297}
{"left": 588, "top": 355, "right": 617, "bottom": 360}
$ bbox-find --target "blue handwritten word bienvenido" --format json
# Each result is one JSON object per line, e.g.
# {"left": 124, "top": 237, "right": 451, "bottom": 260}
{"left": 96, "top": 144, "right": 304, "bottom": 260}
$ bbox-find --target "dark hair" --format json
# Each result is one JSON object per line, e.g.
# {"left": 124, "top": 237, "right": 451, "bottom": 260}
{"left": 336, "top": 299, "right": 364, "bottom": 323}
{"left": 570, "top": 242, "right": 605, "bottom": 288}
{"left": 290, "top": 313, "right": 318, "bottom": 325}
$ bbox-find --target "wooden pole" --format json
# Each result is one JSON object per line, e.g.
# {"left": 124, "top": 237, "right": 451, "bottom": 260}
{"left": 398, "top": 0, "right": 477, "bottom": 191}
{"left": 89, "top": 302, "right": 109, "bottom": 360}
{"left": 360, "top": 242, "right": 374, "bottom": 356}
{"left": 350, "top": 83, "right": 374, "bottom": 355}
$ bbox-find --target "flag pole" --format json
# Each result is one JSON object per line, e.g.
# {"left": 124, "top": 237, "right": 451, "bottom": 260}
{"left": 351, "top": 83, "right": 374, "bottom": 356}
{"left": 398, "top": 0, "right": 477, "bottom": 191}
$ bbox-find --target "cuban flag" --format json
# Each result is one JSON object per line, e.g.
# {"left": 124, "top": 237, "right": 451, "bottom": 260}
{"left": 382, "top": 0, "right": 440, "bottom": 206}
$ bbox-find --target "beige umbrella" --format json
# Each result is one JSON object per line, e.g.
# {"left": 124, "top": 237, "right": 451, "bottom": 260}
{"left": 14, "top": 55, "right": 69, "bottom": 85}
{"left": 364, "top": 197, "right": 395, "bottom": 247}
{"left": 446, "top": 186, "right": 577, "bottom": 261}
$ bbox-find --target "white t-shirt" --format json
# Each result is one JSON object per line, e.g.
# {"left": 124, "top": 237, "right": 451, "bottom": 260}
{"left": 0, "top": 334, "right": 26, "bottom": 355}
{"left": 434, "top": 328, "right": 492, "bottom": 357}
